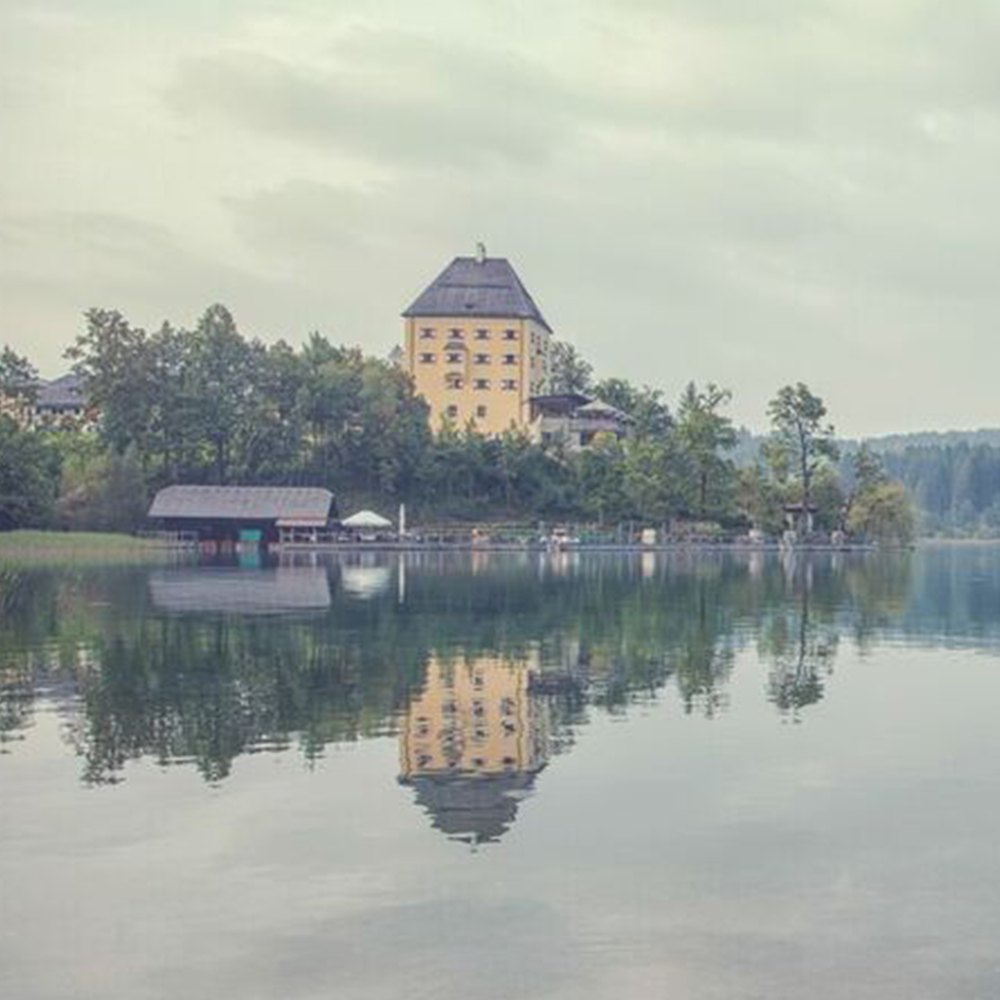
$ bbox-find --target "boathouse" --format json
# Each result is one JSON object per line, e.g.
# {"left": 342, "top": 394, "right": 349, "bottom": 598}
{"left": 147, "top": 486, "right": 337, "bottom": 547}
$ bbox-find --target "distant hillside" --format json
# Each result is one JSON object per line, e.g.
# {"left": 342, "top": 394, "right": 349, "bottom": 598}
{"left": 856, "top": 429, "right": 1000, "bottom": 453}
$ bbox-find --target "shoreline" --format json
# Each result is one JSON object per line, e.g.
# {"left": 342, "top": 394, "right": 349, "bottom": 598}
{"left": 274, "top": 541, "right": 892, "bottom": 554}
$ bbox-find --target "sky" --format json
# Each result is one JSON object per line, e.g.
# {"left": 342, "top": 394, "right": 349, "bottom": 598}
{"left": 2, "top": 0, "right": 999, "bottom": 436}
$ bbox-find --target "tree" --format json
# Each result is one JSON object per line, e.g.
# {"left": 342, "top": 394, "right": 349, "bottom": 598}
{"left": 592, "top": 378, "right": 672, "bottom": 439}
{"left": 811, "top": 465, "right": 847, "bottom": 531}
{"left": 852, "top": 444, "right": 888, "bottom": 495}
{"left": 66, "top": 309, "right": 156, "bottom": 457}
{"left": 0, "top": 417, "right": 60, "bottom": 530}
{"left": 847, "top": 481, "right": 915, "bottom": 545}
{"left": 0, "top": 346, "right": 38, "bottom": 396}
{"left": 185, "top": 304, "right": 257, "bottom": 483}
{"left": 735, "top": 463, "right": 784, "bottom": 534}
{"left": 766, "top": 383, "right": 839, "bottom": 515}
{"left": 622, "top": 437, "right": 687, "bottom": 523}
{"left": 573, "top": 435, "right": 628, "bottom": 524}
{"left": 55, "top": 446, "right": 148, "bottom": 532}
{"left": 549, "top": 341, "right": 593, "bottom": 395}
{"left": 675, "top": 382, "right": 737, "bottom": 519}
{"left": 0, "top": 347, "right": 39, "bottom": 426}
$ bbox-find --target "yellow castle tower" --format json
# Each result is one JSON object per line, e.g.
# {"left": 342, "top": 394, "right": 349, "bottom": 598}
{"left": 402, "top": 245, "right": 553, "bottom": 435}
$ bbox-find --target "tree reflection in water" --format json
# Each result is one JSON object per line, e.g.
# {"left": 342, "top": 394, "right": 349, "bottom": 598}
{"left": 0, "top": 548, "right": 943, "bottom": 833}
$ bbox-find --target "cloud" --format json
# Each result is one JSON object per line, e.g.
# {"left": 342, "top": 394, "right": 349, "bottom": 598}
{"left": 167, "top": 30, "right": 593, "bottom": 167}
{"left": 4, "top": 0, "right": 1000, "bottom": 431}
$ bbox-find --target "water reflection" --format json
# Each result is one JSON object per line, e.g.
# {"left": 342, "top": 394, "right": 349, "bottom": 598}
{"left": 149, "top": 565, "right": 332, "bottom": 615}
{"left": 399, "top": 654, "right": 550, "bottom": 845}
{"left": 5, "top": 547, "right": 1000, "bottom": 822}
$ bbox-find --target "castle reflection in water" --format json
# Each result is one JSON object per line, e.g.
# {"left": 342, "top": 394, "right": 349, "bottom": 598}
{"left": 398, "top": 654, "right": 551, "bottom": 845}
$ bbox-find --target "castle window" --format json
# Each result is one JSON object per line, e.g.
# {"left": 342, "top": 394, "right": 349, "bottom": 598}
{"left": 476, "top": 405, "right": 488, "bottom": 419}
{"left": 419, "top": 353, "right": 435, "bottom": 363}
{"left": 474, "top": 354, "right": 490, "bottom": 365}
{"left": 446, "top": 405, "right": 459, "bottom": 419}
{"left": 501, "top": 379, "right": 518, "bottom": 391}
{"left": 504, "top": 329, "right": 518, "bottom": 341}
{"left": 473, "top": 379, "right": 490, "bottom": 390}
{"left": 503, "top": 354, "right": 517, "bottom": 365}
{"left": 449, "top": 328, "right": 464, "bottom": 339}
{"left": 475, "top": 329, "right": 490, "bottom": 340}
{"left": 446, "top": 352, "right": 463, "bottom": 364}
{"left": 420, "top": 328, "right": 436, "bottom": 339}
{"left": 445, "top": 374, "right": 464, "bottom": 390}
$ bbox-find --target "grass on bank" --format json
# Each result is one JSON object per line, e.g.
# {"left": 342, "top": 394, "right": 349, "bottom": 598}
{"left": 0, "top": 530, "right": 171, "bottom": 564}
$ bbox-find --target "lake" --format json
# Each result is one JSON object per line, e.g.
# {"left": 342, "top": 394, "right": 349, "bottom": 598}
{"left": 2, "top": 546, "right": 1000, "bottom": 999}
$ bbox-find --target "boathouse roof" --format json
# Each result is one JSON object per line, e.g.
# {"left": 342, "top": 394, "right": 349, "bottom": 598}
{"left": 148, "top": 486, "right": 336, "bottom": 525}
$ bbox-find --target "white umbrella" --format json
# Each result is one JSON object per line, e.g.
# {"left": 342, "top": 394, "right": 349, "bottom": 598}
{"left": 342, "top": 510, "right": 393, "bottom": 529}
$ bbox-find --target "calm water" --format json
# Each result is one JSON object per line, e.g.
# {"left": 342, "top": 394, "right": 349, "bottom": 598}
{"left": 3, "top": 546, "right": 1000, "bottom": 999}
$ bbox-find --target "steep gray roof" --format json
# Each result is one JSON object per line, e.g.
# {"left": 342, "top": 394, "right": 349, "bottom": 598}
{"left": 148, "top": 486, "right": 335, "bottom": 523}
{"left": 36, "top": 374, "right": 87, "bottom": 409}
{"left": 403, "top": 256, "right": 552, "bottom": 332}
{"left": 400, "top": 770, "right": 542, "bottom": 845}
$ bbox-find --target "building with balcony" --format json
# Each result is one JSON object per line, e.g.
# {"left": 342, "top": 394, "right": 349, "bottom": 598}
{"left": 527, "top": 393, "right": 634, "bottom": 452}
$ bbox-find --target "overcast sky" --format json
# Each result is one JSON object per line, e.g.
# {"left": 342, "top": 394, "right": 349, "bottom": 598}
{"left": 2, "top": 0, "right": 999, "bottom": 435}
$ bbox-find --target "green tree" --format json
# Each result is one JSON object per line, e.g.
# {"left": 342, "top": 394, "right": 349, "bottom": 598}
{"left": 185, "top": 304, "right": 258, "bottom": 483}
{"left": 852, "top": 444, "right": 888, "bottom": 494}
{"left": 56, "top": 446, "right": 148, "bottom": 532}
{"left": 573, "top": 435, "right": 628, "bottom": 524}
{"left": 847, "top": 481, "right": 915, "bottom": 545}
{"left": 735, "top": 463, "right": 785, "bottom": 533}
{"left": 811, "top": 465, "right": 847, "bottom": 531}
{"left": 766, "top": 383, "right": 839, "bottom": 514}
{"left": 66, "top": 309, "right": 156, "bottom": 457}
{"left": 549, "top": 341, "right": 593, "bottom": 395}
{"left": 0, "top": 347, "right": 39, "bottom": 426}
{"left": 0, "top": 417, "right": 60, "bottom": 530}
{"left": 623, "top": 437, "right": 686, "bottom": 523}
{"left": 675, "top": 382, "right": 737, "bottom": 519}
{"left": 592, "top": 378, "right": 672, "bottom": 439}
{"left": 0, "top": 346, "right": 38, "bottom": 397}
